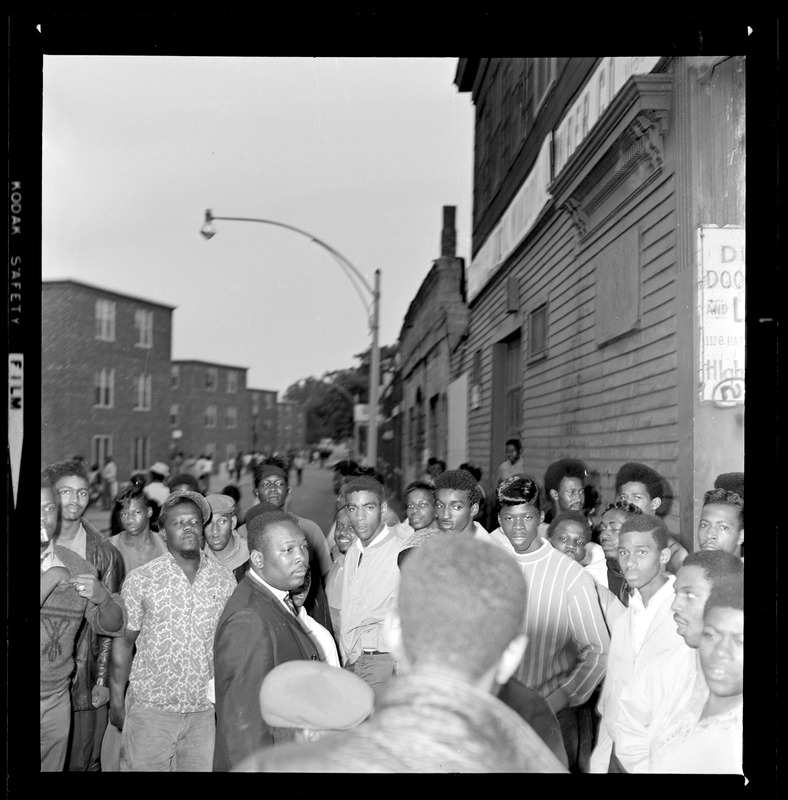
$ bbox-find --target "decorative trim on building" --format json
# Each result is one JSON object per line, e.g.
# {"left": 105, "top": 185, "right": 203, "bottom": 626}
{"left": 551, "top": 74, "right": 672, "bottom": 242}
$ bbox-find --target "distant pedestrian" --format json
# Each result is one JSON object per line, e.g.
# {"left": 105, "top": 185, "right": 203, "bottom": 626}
{"left": 101, "top": 456, "right": 118, "bottom": 511}
{"left": 234, "top": 452, "right": 243, "bottom": 482}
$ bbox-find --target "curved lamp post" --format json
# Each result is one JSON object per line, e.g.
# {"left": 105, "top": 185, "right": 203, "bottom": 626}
{"left": 200, "top": 209, "right": 380, "bottom": 467}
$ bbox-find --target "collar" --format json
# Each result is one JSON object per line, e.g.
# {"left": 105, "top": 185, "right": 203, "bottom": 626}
{"left": 204, "top": 532, "right": 241, "bottom": 562}
{"left": 351, "top": 524, "right": 393, "bottom": 552}
{"left": 631, "top": 572, "right": 676, "bottom": 609}
{"left": 247, "top": 568, "right": 291, "bottom": 604}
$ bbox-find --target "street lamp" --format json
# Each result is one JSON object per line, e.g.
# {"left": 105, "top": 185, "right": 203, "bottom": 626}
{"left": 200, "top": 209, "right": 381, "bottom": 468}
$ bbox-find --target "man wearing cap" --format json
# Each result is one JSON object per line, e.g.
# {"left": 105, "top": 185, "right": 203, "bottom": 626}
{"left": 204, "top": 493, "right": 250, "bottom": 582}
{"left": 213, "top": 509, "right": 322, "bottom": 771}
{"left": 258, "top": 660, "right": 374, "bottom": 747}
{"left": 109, "top": 490, "right": 236, "bottom": 771}
{"left": 144, "top": 462, "right": 171, "bottom": 507}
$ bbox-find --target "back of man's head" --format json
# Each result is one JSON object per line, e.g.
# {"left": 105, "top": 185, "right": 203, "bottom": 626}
{"left": 398, "top": 536, "right": 526, "bottom": 681}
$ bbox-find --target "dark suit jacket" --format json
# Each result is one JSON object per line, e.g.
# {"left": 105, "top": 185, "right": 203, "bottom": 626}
{"left": 212, "top": 572, "right": 321, "bottom": 771}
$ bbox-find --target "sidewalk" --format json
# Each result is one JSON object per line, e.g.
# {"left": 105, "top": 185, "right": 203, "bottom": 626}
{"left": 83, "top": 462, "right": 338, "bottom": 536}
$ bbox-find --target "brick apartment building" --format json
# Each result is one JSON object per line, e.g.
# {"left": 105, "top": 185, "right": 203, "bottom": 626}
{"left": 42, "top": 279, "right": 174, "bottom": 477}
{"left": 249, "top": 387, "right": 279, "bottom": 455}
{"left": 169, "top": 359, "right": 251, "bottom": 468}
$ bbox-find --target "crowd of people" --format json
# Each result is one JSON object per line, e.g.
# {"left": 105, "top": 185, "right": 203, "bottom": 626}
{"left": 40, "top": 443, "right": 744, "bottom": 774}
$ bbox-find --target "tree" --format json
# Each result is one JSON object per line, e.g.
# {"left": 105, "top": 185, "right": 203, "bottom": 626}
{"left": 281, "top": 343, "right": 399, "bottom": 445}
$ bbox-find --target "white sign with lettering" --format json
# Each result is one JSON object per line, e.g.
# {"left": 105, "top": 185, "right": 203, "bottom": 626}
{"left": 698, "top": 225, "right": 745, "bottom": 405}
{"left": 467, "top": 135, "right": 553, "bottom": 301}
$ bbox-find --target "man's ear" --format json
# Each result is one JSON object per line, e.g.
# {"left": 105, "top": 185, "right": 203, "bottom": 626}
{"left": 659, "top": 547, "right": 671, "bottom": 566}
{"left": 737, "top": 527, "right": 745, "bottom": 547}
{"left": 250, "top": 548, "right": 264, "bottom": 571}
{"left": 651, "top": 497, "right": 662, "bottom": 512}
{"left": 470, "top": 502, "right": 480, "bottom": 518}
{"left": 495, "top": 633, "right": 527, "bottom": 686}
{"left": 549, "top": 489, "right": 559, "bottom": 503}
{"left": 231, "top": 515, "right": 238, "bottom": 529}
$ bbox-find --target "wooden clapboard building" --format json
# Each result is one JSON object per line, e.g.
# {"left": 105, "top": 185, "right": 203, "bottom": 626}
{"left": 452, "top": 56, "right": 745, "bottom": 549}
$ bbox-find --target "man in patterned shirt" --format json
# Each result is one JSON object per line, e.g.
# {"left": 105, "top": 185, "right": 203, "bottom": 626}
{"left": 109, "top": 490, "right": 236, "bottom": 771}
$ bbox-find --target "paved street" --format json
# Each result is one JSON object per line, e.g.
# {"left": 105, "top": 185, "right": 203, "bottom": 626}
{"left": 83, "top": 462, "right": 338, "bottom": 536}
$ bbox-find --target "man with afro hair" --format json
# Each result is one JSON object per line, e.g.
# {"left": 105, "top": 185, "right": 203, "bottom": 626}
{"left": 615, "top": 461, "right": 688, "bottom": 574}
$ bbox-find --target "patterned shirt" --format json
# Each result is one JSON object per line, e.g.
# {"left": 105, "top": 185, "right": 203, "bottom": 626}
{"left": 122, "top": 550, "right": 236, "bottom": 713}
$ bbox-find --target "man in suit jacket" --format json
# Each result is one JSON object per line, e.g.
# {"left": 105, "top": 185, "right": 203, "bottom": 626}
{"left": 212, "top": 508, "right": 322, "bottom": 771}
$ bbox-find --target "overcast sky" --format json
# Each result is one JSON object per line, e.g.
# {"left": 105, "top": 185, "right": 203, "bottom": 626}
{"left": 41, "top": 56, "right": 475, "bottom": 394}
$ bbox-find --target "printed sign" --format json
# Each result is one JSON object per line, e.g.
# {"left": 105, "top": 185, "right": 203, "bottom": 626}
{"left": 698, "top": 226, "right": 745, "bottom": 405}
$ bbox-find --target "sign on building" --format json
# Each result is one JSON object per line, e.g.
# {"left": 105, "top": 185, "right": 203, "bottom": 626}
{"left": 698, "top": 225, "right": 745, "bottom": 406}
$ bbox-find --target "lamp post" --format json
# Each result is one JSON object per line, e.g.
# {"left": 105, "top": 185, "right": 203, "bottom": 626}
{"left": 200, "top": 209, "right": 381, "bottom": 468}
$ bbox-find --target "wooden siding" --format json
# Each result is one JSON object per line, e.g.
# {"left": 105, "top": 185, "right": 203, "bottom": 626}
{"left": 467, "top": 156, "right": 682, "bottom": 532}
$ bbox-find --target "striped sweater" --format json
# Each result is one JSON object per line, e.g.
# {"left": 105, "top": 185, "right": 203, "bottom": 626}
{"left": 489, "top": 531, "right": 610, "bottom": 706}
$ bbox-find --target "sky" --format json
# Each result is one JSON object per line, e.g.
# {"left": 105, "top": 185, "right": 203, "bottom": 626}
{"left": 41, "top": 56, "right": 475, "bottom": 395}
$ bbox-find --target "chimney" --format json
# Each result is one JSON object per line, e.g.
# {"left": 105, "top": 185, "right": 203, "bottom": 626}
{"left": 441, "top": 205, "right": 456, "bottom": 258}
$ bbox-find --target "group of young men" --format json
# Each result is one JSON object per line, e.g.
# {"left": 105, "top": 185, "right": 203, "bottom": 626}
{"left": 40, "top": 448, "right": 744, "bottom": 774}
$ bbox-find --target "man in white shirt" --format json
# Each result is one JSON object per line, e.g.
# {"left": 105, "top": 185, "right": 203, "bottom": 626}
{"left": 433, "top": 469, "right": 489, "bottom": 539}
{"left": 612, "top": 549, "right": 744, "bottom": 772}
{"left": 496, "top": 438, "right": 525, "bottom": 485}
{"left": 590, "top": 513, "right": 686, "bottom": 772}
{"left": 341, "top": 476, "right": 403, "bottom": 701}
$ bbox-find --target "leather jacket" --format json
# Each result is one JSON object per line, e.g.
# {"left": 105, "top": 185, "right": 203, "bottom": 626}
{"left": 69, "top": 518, "right": 125, "bottom": 711}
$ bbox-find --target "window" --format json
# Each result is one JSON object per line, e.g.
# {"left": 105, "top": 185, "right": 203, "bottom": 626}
{"left": 505, "top": 338, "right": 522, "bottom": 437}
{"left": 133, "top": 374, "right": 152, "bottom": 411}
{"left": 91, "top": 435, "right": 112, "bottom": 469}
{"left": 528, "top": 302, "right": 549, "bottom": 360}
{"left": 94, "top": 300, "right": 116, "bottom": 341}
{"left": 265, "top": 393, "right": 274, "bottom": 410}
{"left": 169, "top": 403, "right": 179, "bottom": 425}
{"left": 226, "top": 370, "right": 238, "bottom": 393}
{"left": 205, "top": 405, "right": 217, "bottom": 428}
{"left": 206, "top": 367, "right": 218, "bottom": 391}
{"left": 134, "top": 308, "right": 153, "bottom": 348}
{"left": 225, "top": 406, "right": 237, "bottom": 429}
{"left": 94, "top": 368, "right": 115, "bottom": 408}
{"left": 132, "top": 436, "right": 149, "bottom": 472}
{"left": 251, "top": 392, "right": 260, "bottom": 415}
{"left": 529, "top": 57, "right": 557, "bottom": 116}
{"left": 171, "top": 365, "right": 180, "bottom": 389}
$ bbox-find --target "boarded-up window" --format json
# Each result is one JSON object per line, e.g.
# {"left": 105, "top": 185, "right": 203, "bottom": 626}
{"left": 529, "top": 303, "right": 548, "bottom": 359}
{"left": 595, "top": 228, "right": 641, "bottom": 346}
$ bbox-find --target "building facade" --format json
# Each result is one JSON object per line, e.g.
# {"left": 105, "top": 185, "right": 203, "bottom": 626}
{"left": 249, "top": 387, "right": 279, "bottom": 455}
{"left": 398, "top": 206, "right": 469, "bottom": 488}
{"left": 169, "top": 359, "right": 251, "bottom": 468}
{"left": 42, "top": 279, "right": 175, "bottom": 477}
{"left": 453, "top": 56, "right": 745, "bottom": 548}
{"left": 276, "top": 400, "right": 306, "bottom": 453}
